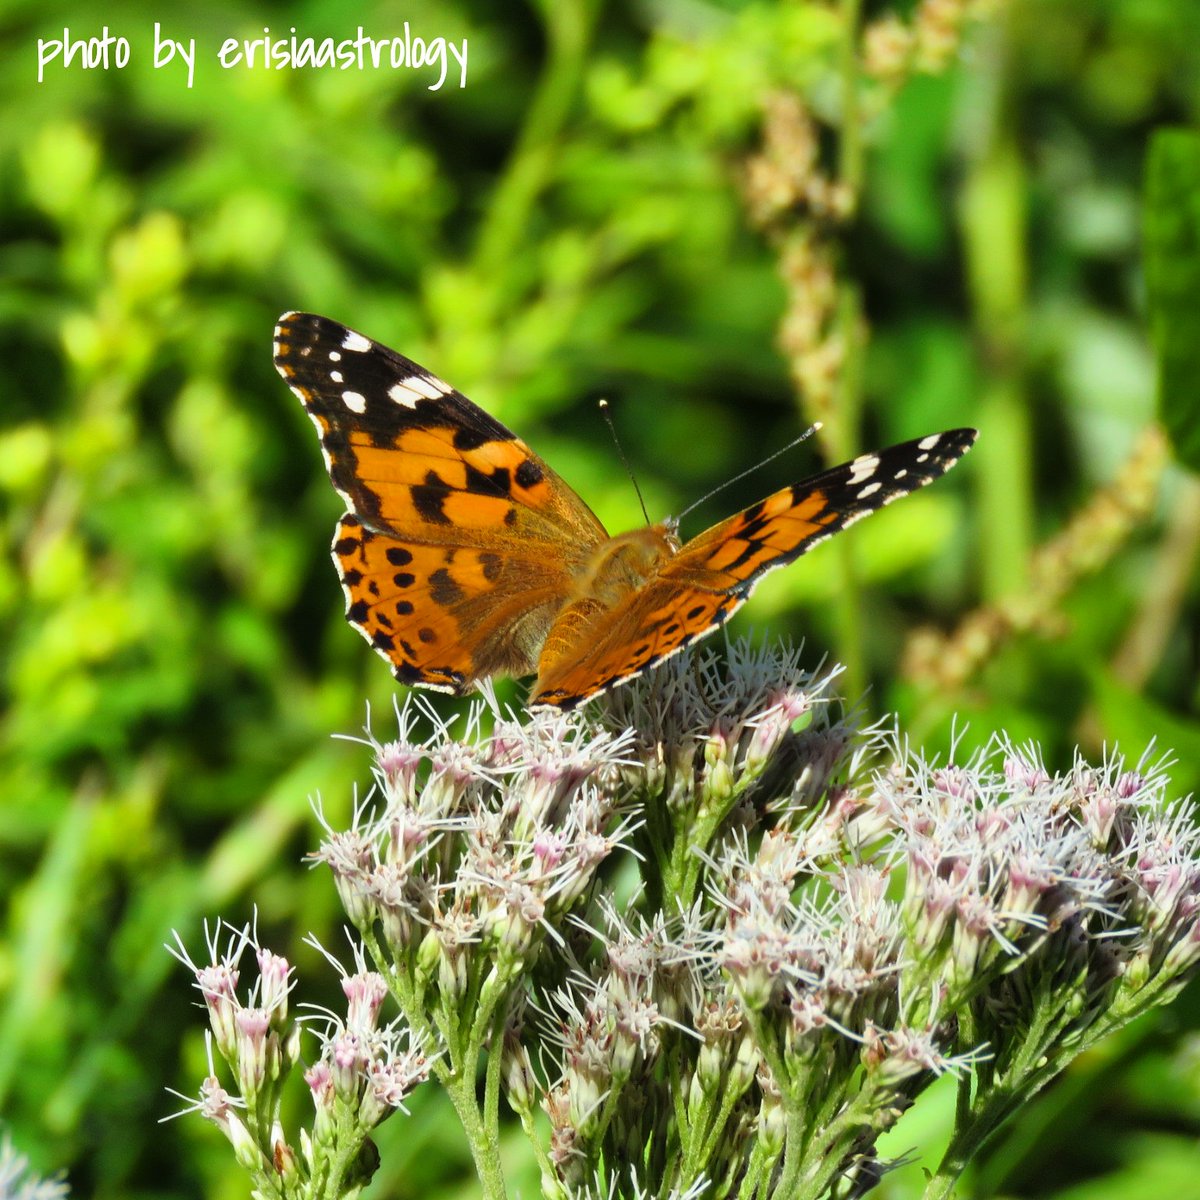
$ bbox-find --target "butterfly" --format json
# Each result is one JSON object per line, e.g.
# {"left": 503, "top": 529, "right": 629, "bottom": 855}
{"left": 275, "top": 312, "right": 976, "bottom": 709}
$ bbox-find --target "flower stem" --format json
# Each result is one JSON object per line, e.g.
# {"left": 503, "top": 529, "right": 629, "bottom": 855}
{"left": 443, "top": 1070, "right": 507, "bottom": 1200}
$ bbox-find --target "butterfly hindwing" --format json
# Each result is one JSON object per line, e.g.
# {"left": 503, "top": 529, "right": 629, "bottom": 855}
{"left": 334, "top": 515, "right": 470, "bottom": 692}
{"left": 531, "top": 581, "right": 742, "bottom": 708}
{"left": 334, "top": 514, "right": 571, "bottom": 691}
{"left": 531, "top": 430, "right": 977, "bottom": 708}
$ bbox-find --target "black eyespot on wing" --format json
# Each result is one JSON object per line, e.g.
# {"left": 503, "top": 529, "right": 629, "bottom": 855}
{"left": 515, "top": 459, "right": 543, "bottom": 488}
{"left": 428, "top": 568, "right": 464, "bottom": 606}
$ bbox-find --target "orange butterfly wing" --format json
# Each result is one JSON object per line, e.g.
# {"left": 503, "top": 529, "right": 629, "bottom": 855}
{"left": 530, "top": 430, "right": 977, "bottom": 708}
{"left": 274, "top": 312, "right": 608, "bottom": 692}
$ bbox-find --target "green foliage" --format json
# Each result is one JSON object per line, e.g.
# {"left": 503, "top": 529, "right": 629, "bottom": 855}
{"left": 0, "top": 0, "right": 1198, "bottom": 1196}
{"left": 1145, "top": 128, "right": 1200, "bottom": 471}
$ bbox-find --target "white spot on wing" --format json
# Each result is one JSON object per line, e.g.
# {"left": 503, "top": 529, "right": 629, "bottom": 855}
{"left": 330, "top": 370, "right": 343, "bottom": 383}
{"left": 329, "top": 350, "right": 342, "bottom": 362}
{"left": 389, "top": 382, "right": 423, "bottom": 409}
{"left": 342, "top": 330, "right": 372, "bottom": 353}
{"left": 858, "top": 481, "right": 883, "bottom": 499}
{"left": 918, "top": 434, "right": 941, "bottom": 451}
{"left": 848, "top": 453, "right": 880, "bottom": 485}
{"left": 399, "top": 374, "right": 446, "bottom": 401}
{"left": 342, "top": 391, "right": 367, "bottom": 413}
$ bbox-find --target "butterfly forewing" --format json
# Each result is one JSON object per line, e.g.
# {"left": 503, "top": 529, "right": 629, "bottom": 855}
{"left": 531, "top": 430, "right": 977, "bottom": 708}
{"left": 676, "top": 429, "right": 978, "bottom": 591}
{"left": 274, "top": 312, "right": 608, "bottom": 547}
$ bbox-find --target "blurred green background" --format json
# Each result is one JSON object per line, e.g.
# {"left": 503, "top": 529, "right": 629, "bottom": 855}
{"left": 2, "top": 0, "right": 1199, "bottom": 1196}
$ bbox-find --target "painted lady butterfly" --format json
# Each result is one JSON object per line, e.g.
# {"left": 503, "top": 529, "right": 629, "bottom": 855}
{"left": 275, "top": 312, "right": 976, "bottom": 709}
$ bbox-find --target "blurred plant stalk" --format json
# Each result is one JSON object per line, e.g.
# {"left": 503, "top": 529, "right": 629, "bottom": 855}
{"left": 173, "top": 640, "right": 1200, "bottom": 1199}
{"left": 741, "top": 0, "right": 995, "bottom": 702}
{"left": 903, "top": 425, "right": 1169, "bottom": 700}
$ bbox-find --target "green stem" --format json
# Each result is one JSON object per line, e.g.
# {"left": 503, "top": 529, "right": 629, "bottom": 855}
{"left": 954, "top": 1004, "right": 978, "bottom": 1133}
{"left": 664, "top": 810, "right": 708, "bottom": 910}
{"left": 444, "top": 1070, "right": 507, "bottom": 1200}
{"left": 482, "top": 1004, "right": 507, "bottom": 1163}
{"left": 789, "top": 1086, "right": 877, "bottom": 1200}
{"left": 365, "top": 924, "right": 509, "bottom": 1194}
{"left": 733, "top": 1138, "right": 774, "bottom": 1200}
{"left": 958, "top": 20, "right": 1031, "bottom": 605}
{"left": 472, "top": 0, "right": 598, "bottom": 283}
{"left": 775, "top": 1088, "right": 875, "bottom": 1200}
{"left": 773, "top": 1104, "right": 810, "bottom": 1197}
{"left": 517, "top": 1101, "right": 560, "bottom": 1196}
{"left": 671, "top": 1053, "right": 694, "bottom": 1163}
{"left": 686, "top": 1066, "right": 755, "bottom": 1181}
{"left": 838, "top": 0, "right": 865, "bottom": 195}
{"left": 638, "top": 782, "right": 673, "bottom": 912}
{"left": 468, "top": 964, "right": 509, "bottom": 1052}
{"left": 927, "top": 965, "right": 1090, "bottom": 1198}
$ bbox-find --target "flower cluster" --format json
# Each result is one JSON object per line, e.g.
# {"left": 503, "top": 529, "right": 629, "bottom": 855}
{"left": 863, "top": 0, "right": 994, "bottom": 90}
{"left": 174, "top": 639, "right": 1200, "bottom": 1200}
{"left": 314, "top": 693, "right": 636, "bottom": 974}
{"left": 519, "top": 644, "right": 1199, "bottom": 1198}
{"left": 167, "top": 920, "right": 431, "bottom": 1200}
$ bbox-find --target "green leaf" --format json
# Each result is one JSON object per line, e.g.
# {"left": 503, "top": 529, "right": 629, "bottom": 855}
{"left": 1144, "top": 129, "right": 1200, "bottom": 472}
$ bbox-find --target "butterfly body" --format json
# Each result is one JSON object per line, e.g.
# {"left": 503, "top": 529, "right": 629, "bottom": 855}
{"left": 275, "top": 312, "right": 976, "bottom": 709}
{"left": 577, "top": 525, "right": 680, "bottom": 603}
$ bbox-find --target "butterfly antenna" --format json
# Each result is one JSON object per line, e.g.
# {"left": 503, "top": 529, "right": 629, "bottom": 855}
{"left": 677, "top": 422, "right": 824, "bottom": 522}
{"left": 599, "top": 399, "right": 651, "bottom": 525}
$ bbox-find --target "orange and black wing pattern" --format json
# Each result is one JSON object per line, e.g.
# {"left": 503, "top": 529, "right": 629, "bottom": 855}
{"left": 531, "top": 429, "right": 977, "bottom": 708}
